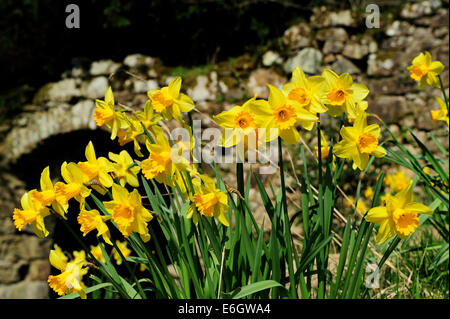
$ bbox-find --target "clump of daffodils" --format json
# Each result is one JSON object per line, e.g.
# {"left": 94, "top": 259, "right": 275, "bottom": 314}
{"left": 12, "top": 50, "right": 445, "bottom": 298}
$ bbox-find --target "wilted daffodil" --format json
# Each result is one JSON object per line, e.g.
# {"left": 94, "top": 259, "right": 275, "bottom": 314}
{"left": 187, "top": 174, "right": 230, "bottom": 227}
{"left": 103, "top": 184, "right": 153, "bottom": 242}
{"left": 283, "top": 66, "right": 328, "bottom": 114}
{"left": 77, "top": 207, "right": 112, "bottom": 245}
{"left": 30, "top": 166, "right": 67, "bottom": 218}
{"left": 408, "top": 51, "right": 445, "bottom": 89}
{"left": 55, "top": 162, "right": 91, "bottom": 206}
{"left": 365, "top": 182, "right": 433, "bottom": 244}
{"left": 77, "top": 141, "right": 115, "bottom": 193}
{"left": 47, "top": 245, "right": 88, "bottom": 298}
{"left": 248, "top": 84, "right": 318, "bottom": 144}
{"left": 147, "top": 77, "right": 195, "bottom": 122}
{"left": 322, "top": 69, "right": 369, "bottom": 119}
{"left": 333, "top": 112, "right": 386, "bottom": 170}
{"left": 13, "top": 190, "right": 51, "bottom": 238}
{"left": 109, "top": 150, "right": 141, "bottom": 188}
{"left": 430, "top": 97, "right": 449, "bottom": 125}
{"left": 94, "top": 86, "right": 128, "bottom": 140}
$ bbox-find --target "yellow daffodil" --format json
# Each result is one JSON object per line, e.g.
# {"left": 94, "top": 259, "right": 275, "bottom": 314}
{"left": 213, "top": 96, "right": 260, "bottom": 148}
{"left": 141, "top": 130, "right": 189, "bottom": 186}
{"left": 103, "top": 184, "right": 153, "bottom": 242}
{"left": 147, "top": 77, "right": 195, "bottom": 122}
{"left": 348, "top": 101, "right": 368, "bottom": 123}
{"left": 77, "top": 141, "right": 115, "bottom": 193}
{"left": 94, "top": 86, "right": 128, "bottom": 140}
{"left": 344, "top": 195, "right": 368, "bottom": 216}
{"left": 113, "top": 240, "right": 132, "bottom": 265}
{"left": 314, "top": 130, "right": 331, "bottom": 161}
{"left": 138, "top": 100, "right": 164, "bottom": 130}
{"left": 77, "top": 207, "right": 112, "bottom": 245}
{"left": 186, "top": 174, "right": 230, "bottom": 226}
{"left": 364, "top": 186, "right": 374, "bottom": 199}
{"left": 384, "top": 170, "right": 412, "bottom": 192}
{"left": 109, "top": 150, "right": 141, "bottom": 188}
{"left": 13, "top": 190, "right": 51, "bottom": 238}
{"left": 248, "top": 85, "right": 318, "bottom": 144}
{"left": 30, "top": 166, "right": 68, "bottom": 218}
{"left": 333, "top": 112, "right": 386, "bottom": 170}
{"left": 283, "top": 66, "right": 328, "bottom": 114}
{"left": 48, "top": 245, "right": 88, "bottom": 298}
{"left": 408, "top": 51, "right": 445, "bottom": 89}
{"left": 90, "top": 245, "right": 106, "bottom": 264}
{"left": 365, "top": 182, "right": 433, "bottom": 244}
{"left": 322, "top": 69, "right": 369, "bottom": 118}
{"left": 430, "top": 97, "right": 449, "bottom": 125}
{"left": 55, "top": 162, "right": 91, "bottom": 206}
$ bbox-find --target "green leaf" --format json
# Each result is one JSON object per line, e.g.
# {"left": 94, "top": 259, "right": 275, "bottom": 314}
{"left": 231, "top": 280, "right": 283, "bottom": 299}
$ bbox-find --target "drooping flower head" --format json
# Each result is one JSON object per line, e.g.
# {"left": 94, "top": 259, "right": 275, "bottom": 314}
{"left": 365, "top": 182, "right": 433, "bottom": 244}
{"left": 77, "top": 207, "right": 112, "bottom": 245}
{"left": 430, "top": 97, "right": 449, "bottom": 125}
{"left": 187, "top": 173, "right": 230, "bottom": 227}
{"left": 54, "top": 162, "right": 91, "bottom": 206}
{"left": 30, "top": 166, "right": 68, "bottom": 218}
{"left": 13, "top": 190, "right": 51, "bottom": 238}
{"left": 408, "top": 51, "right": 445, "bottom": 89}
{"left": 47, "top": 244, "right": 88, "bottom": 299}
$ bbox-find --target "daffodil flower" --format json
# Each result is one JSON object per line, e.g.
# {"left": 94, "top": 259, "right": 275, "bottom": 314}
{"left": 109, "top": 150, "right": 141, "bottom": 188}
{"left": 77, "top": 207, "right": 112, "bottom": 245}
{"left": 348, "top": 100, "right": 368, "bottom": 123}
{"left": 365, "top": 182, "right": 433, "bottom": 244}
{"left": 94, "top": 86, "right": 129, "bottom": 140}
{"left": 248, "top": 84, "right": 318, "bottom": 144}
{"left": 103, "top": 184, "right": 153, "bottom": 242}
{"left": 30, "top": 166, "right": 68, "bottom": 218}
{"left": 54, "top": 162, "right": 91, "bottom": 206}
{"left": 384, "top": 170, "right": 412, "bottom": 192}
{"left": 333, "top": 112, "right": 386, "bottom": 170}
{"left": 186, "top": 174, "right": 229, "bottom": 226}
{"left": 77, "top": 141, "right": 115, "bottom": 193}
{"left": 283, "top": 66, "right": 328, "bottom": 114}
{"left": 13, "top": 190, "right": 51, "bottom": 238}
{"left": 112, "top": 240, "right": 132, "bottom": 265}
{"left": 430, "top": 97, "right": 449, "bottom": 125}
{"left": 47, "top": 245, "right": 88, "bottom": 298}
{"left": 147, "top": 77, "right": 195, "bottom": 122}
{"left": 141, "top": 130, "right": 190, "bottom": 186}
{"left": 90, "top": 245, "right": 106, "bottom": 264}
{"left": 213, "top": 96, "right": 261, "bottom": 148}
{"left": 322, "top": 69, "right": 369, "bottom": 119}
{"left": 408, "top": 51, "right": 445, "bottom": 89}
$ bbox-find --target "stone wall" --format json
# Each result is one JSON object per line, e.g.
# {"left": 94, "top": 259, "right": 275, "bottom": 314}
{"left": 0, "top": 1, "right": 448, "bottom": 298}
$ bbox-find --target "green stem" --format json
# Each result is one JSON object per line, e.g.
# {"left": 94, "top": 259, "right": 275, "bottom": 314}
{"left": 438, "top": 75, "right": 449, "bottom": 113}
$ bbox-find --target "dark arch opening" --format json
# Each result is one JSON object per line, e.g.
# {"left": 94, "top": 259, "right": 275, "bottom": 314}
{"left": 10, "top": 128, "right": 170, "bottom": 298}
